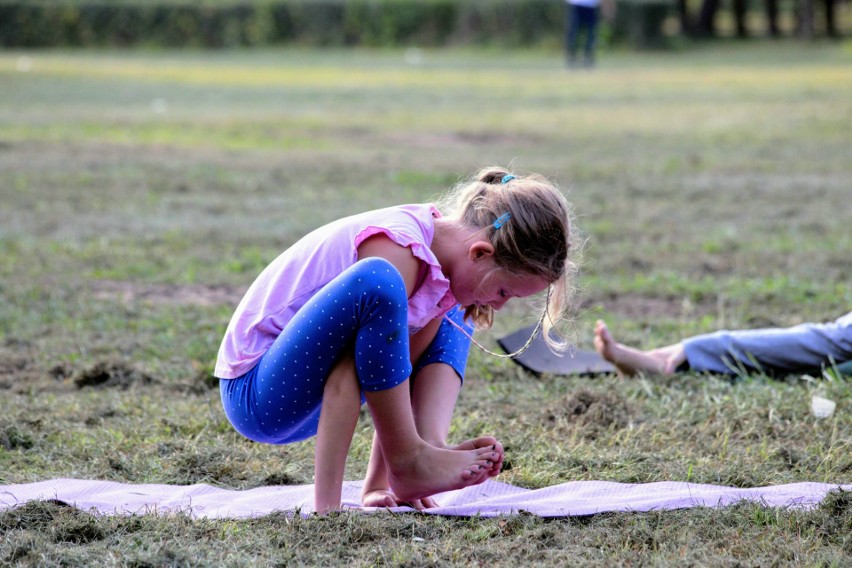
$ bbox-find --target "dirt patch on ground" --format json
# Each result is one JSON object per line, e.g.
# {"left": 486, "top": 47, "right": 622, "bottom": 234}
{"left": 90, "top": 280, "right": 245, "bottom": 307}
{"left": 0, "top": 342, "right": 42, "bottom": 391}
{"left": 0, "top": 344, "right": 80, "bottom": 394}
{"left": 581, "top": 293, "right": 717, "bottom": 321}
{"left": 73, "top": 358, "right": 157, "bottom": 390}
{"left": 0, "top": 349, "right": 31, "bottom": 378}
{"left": 544, "top": 389, "right": 634, "bottom": 436}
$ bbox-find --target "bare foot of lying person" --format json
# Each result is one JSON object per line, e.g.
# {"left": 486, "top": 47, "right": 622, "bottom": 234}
{"left": 594, "top": 319, "right": 685, "bottom": 376}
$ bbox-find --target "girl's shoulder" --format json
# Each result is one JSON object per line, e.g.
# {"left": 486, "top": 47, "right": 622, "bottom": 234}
{"left": 351, "top": 203, "right": 439, "bottom": 245}
{"left": 362, "top": 203, "right": 439, "bottom": 227}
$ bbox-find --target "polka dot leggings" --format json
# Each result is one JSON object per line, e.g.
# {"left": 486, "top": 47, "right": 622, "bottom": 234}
{"left": 220, "top": 257, "right": 472, "bottom": 445}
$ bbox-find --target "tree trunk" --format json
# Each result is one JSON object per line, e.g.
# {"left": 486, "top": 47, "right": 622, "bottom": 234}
{"left": 766, "top": 0, "right": 780, "bottom": 37}
{"left": 733, "top": 0, "right": 748, "bottom": 37}
{"left": 677, "top": 0, "right": 696, "bottom": 36}
{"left": 824, "top": 0, "right": 838, "bottom": 37}
{"left": 697, "top": 0, "right": 721, "bottom": 37}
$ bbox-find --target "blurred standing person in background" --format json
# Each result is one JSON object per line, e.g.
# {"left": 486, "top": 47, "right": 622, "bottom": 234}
{"left": 565, "top": 0, "right": 612, "bottom": 68}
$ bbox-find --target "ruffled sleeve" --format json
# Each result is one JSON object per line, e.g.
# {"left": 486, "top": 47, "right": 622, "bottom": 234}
{"left": 354, "top": 211, "right": 456, "bottom": 331}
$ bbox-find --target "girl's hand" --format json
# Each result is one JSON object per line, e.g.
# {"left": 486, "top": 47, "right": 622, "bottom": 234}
{"left": 362, "top": 489, "right": 439, "bottom": 510}
{"left": 406, "top": 496, "right": 440, "bottom": 511}
{"left": 361, "top": 488, "right": 397, "bottom": 508}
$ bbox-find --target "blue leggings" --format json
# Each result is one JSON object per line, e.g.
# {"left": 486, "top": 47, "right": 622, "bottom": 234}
{"left": 220, "top": 257, "right": 472, "bottom": 445}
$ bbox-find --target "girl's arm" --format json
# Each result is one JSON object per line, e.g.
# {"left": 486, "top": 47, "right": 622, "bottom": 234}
{"left": 355, "top": 234, "right": 427, "bottom": 508}
{"left": 355, "top": 235, "right": 500, "bottom": 508}
{"left": 361, "top": 316, "right": 444, "bottom": 510}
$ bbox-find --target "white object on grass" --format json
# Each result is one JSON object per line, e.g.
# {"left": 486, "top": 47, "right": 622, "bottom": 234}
{"left": 811, "top": 395, "right": 836, "bottom": 418}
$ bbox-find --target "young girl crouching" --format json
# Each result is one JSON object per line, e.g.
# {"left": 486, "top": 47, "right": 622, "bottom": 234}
{"left": 215, "top": 166, "right": 580, "bottom": 513}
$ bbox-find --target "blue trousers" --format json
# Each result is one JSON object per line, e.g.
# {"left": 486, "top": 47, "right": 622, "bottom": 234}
{"left": 566, "top": 4, "right": 599, "bottom": 61}
{"left": 220, "top": 257, "right": 472, "bottom": 444}
{"left": 683, "top": 311, "right": 852, "bottom": 375}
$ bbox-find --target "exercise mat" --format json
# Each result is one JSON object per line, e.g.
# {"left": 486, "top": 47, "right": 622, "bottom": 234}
{"left": 2, "top": 478, "right": 847, "bottom": 518}
{"left": 497, "top": 325, "right": 616, "bottom": 375}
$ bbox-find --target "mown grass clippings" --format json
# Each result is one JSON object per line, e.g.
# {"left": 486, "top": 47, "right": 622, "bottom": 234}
{"left": 0, "top": 497, "right": 850, "bottom": 566}
{"left": 0, "top": 424, "right": 35, "bottom": 452}
{"left": 544, "top": 388, "right": 635, "bottom": 436}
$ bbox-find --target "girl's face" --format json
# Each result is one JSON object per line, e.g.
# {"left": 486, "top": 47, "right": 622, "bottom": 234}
{"left": 452, "top": 255, "right": 549, "bottom": 312}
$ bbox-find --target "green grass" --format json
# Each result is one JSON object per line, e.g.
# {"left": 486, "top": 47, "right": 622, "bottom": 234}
{"left": 1, "top": 41, "right": 851, "bottom": 565}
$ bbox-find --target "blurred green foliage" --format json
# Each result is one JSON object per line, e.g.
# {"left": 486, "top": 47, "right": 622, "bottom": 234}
{"left": 0, "top": 0, "right": 671, "bottom": 49}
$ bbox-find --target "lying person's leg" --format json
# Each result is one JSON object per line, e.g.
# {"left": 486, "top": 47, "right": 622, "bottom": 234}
{"left": 683, "top": 311, "right": 852, "bottom": 375}
{"left": 595, "top": 312, "right": 852, "bottom": 377}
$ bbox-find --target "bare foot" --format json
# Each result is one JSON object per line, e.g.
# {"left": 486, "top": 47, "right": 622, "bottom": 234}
{"left": 363, "top": 437, "right": 502, "bottom": 509}
{"left": 385, "top": 443, "right": 498, "bottom": 503}
{"left": 448, "top": 436, "right": 504, "bottom": 479}
{"left": 594, "top": 319, "right": 667, "bottom": 376}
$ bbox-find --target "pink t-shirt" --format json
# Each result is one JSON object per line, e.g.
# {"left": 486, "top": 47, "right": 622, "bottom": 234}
{"left": 214, "top": 204, "right": 458, "bottom": 379}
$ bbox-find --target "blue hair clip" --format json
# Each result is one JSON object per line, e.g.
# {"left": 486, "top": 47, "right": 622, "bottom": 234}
{"left": 501, "top": 174, "right": 516, "bottom": 184}
{"left": 493, "top": 212, "right": 511, "bottom": 229}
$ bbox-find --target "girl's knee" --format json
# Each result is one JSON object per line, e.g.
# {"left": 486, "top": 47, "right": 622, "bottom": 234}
{"left": 353, "top": 256, "right": 404, "bottom": 281}
{"left": 348, "top": 257, "right": 408, "bottom": 303}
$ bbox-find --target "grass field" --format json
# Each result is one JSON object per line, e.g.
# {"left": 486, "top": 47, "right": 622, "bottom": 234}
{"left": 1, "top": 41, "right": 851, "bottom": 565}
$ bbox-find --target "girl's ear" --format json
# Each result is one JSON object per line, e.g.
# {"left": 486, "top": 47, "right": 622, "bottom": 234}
{"left": 469, "top": 241, "right": 495, "bottom": 260}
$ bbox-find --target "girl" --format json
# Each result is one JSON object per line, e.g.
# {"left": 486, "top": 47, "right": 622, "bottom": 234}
{"left": 216, "top": 166, "right": 579, "bottom": 513}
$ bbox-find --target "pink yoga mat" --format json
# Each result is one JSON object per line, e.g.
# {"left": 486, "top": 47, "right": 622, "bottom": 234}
{"left": 1, "top": 478, "right": 848, "bottom": 518}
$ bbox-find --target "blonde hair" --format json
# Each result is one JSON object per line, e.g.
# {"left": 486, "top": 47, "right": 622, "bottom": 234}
{"left": 438, "top": 166, "right": 581, "bottom": 352}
